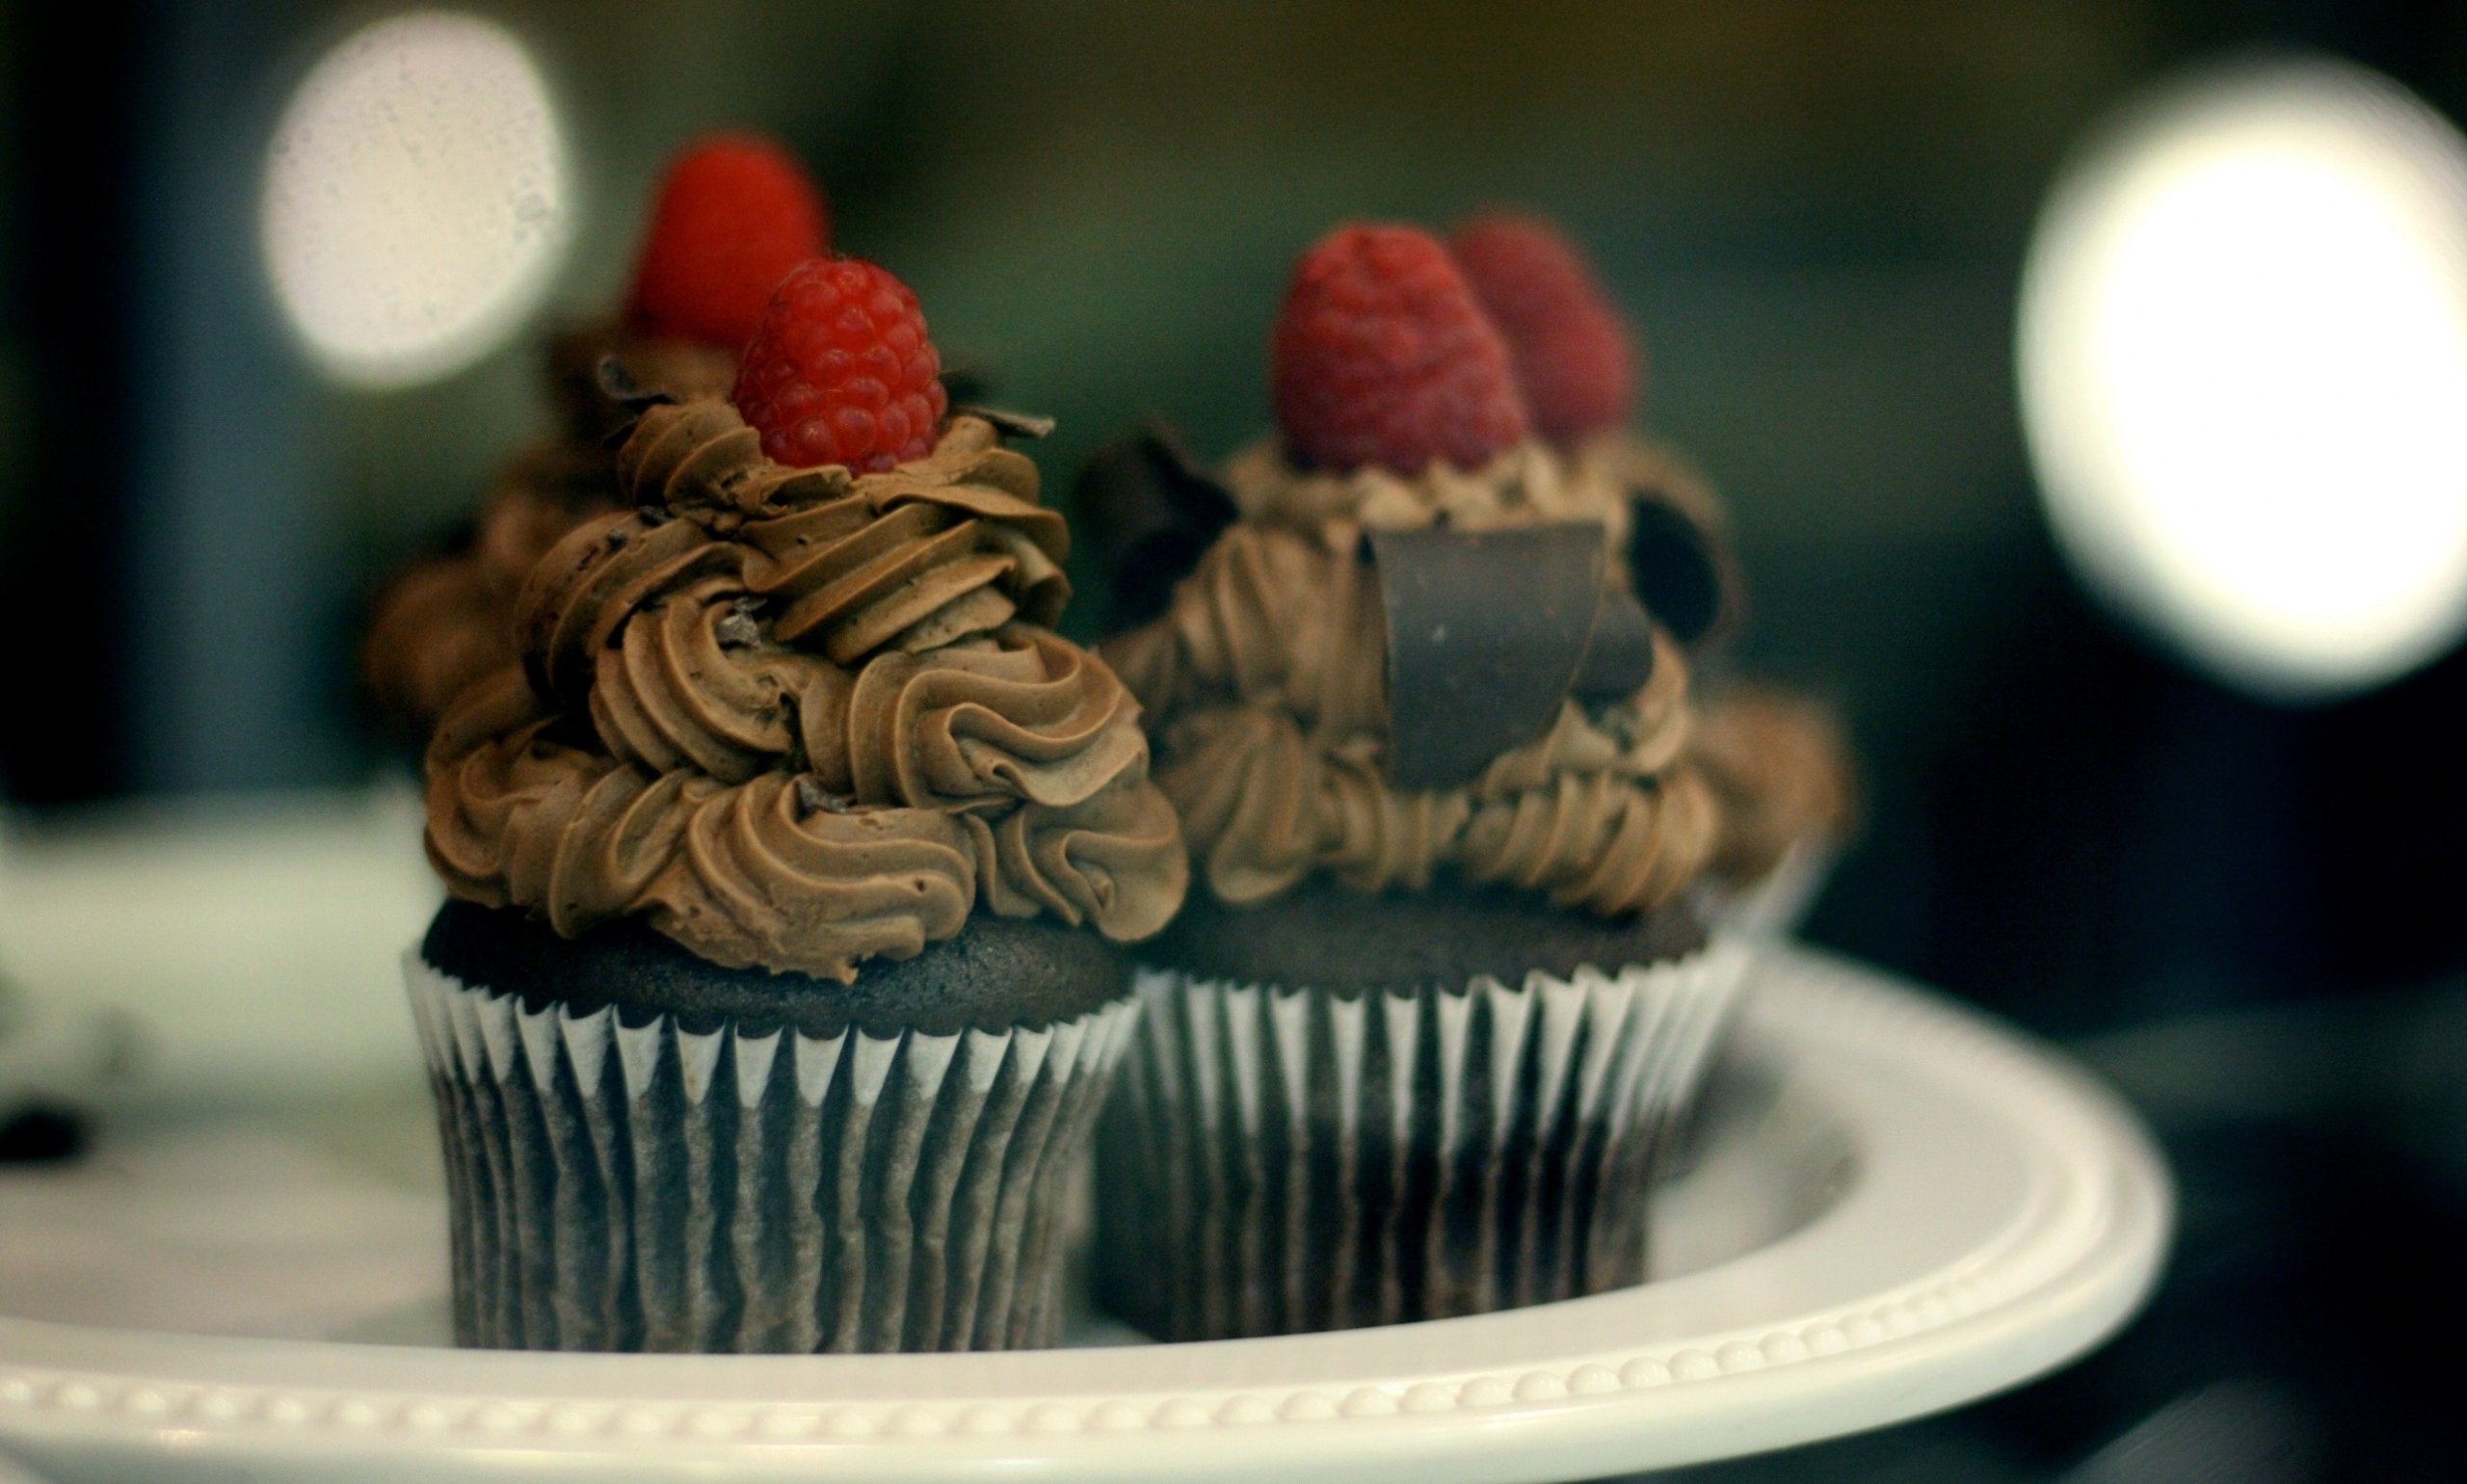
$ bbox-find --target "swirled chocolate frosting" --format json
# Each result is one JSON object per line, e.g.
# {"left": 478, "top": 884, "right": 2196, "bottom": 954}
{"left": 426, "top": 405, "right": 1187, "bottom": 982}
{"left": 1103, "top": 444, "right": 1719, "bottom": 918}
{"left": 363, "top": 325, "right": 740, "bottom": 735}
{"left": 1691, "top": 681, "right": 1855, "bottom": 888}
{"left": 1572, "top": 427, "right": 1854, "bottom": 884}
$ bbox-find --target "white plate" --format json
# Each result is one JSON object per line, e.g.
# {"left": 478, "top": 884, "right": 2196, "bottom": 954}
{"left": 0, "top": 949, "right": 2170, "bottom": 1484}
{"left": 0, "top": 789, "right": 439, "bottom": 1104}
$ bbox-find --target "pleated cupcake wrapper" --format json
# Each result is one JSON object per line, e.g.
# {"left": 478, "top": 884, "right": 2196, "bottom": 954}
{"left": 1095, "top": 941, "right": 1748, "bottom": 1341}
{"left": 403, "top": 952, "right": 1136, "bottom": 1353}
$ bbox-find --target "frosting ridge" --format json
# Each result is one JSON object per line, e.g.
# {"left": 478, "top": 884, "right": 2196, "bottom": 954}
{"left": 1107, "top": 443, "right": 1717, "bottom": 919}
{"left": 428, "top": 406, "right": 1185, "bottom": 982}
{"left": 1692, "top": 681, "right": 1855, "bottom": 888}
{"left": 364, "top": 325, "right": 743, "bottom": 734}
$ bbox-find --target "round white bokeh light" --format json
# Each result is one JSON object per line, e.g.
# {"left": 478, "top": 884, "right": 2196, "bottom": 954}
{"left": 261, "top": 12, "right": 570, "bottom": 387}
{"left": 2019, "top": 60, "right": 2467, "bottom": 701}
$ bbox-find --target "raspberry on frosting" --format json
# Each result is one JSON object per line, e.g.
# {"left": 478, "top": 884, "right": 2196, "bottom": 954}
{"left": 628, "top": 133, "right": 830, "bottom": 347}
{"left": 1449, "top": 214, "right": 1638, "bottom": 445}
{"left": 730, "top": 256, "right": 948, "bottom": 474}
{"left": 1271, "top": 224, "right": 1530, "bottom": 475}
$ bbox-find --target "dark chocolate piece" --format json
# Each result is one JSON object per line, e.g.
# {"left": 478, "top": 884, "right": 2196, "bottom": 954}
{"left": 594, "top": 357, "right": 686, "bottom": 450}
{"left": 1149, "top": 875, "right": 1706, "bottom": 996}
{"left": 939, "top": 358, "right": 996, "bottom": 407}
{"left": 421, "top": 899, "right": 1126, "bottom": 1041}
{"left": 1074, "top": 424, "right": 1239, "bottom": 627}
{"left": 711, "top": 600, "right": 761, "bottom": 649}
{"left": 950, "top": 405, "right": 1056, "bottom": 440}
{"left": 1628, "top": 495, "right": 1736, "bottom": 647}
{"left": 1368, "top": 523, "right": 1606, "bottom": 789}
{"left": 0, "top": 1104, "right": 87, "bottom": 1164}
{"left": 594, "top": 355, "right": 677, "bottom": 411}
{"left": 1574, "top": 585, "right": 1658, "bottom": 698}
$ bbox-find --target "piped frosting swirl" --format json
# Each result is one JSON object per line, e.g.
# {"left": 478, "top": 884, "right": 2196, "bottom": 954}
{"left": 363, "top": 325, "right": 742, "bottom": 735}
{"left": 427, "top": 405, "right": 1185, "bottom": 982}
{"left": 1690, "top": 680, "right": 1855, "bottom": 888}
{"left": 1103, "top": 442, "right": 1718, "bottom": 918}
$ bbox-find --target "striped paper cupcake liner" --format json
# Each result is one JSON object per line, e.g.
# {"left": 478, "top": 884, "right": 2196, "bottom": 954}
{"left": 1094, "top": 941, "right": 1747, "bottom": 1340}
{"left": 404, "top": 952, "right": 1137, "bottom": 1353}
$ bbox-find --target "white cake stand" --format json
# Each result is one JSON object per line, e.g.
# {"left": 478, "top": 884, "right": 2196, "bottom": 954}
{"left": 0, "top": 943, "right": 2169, "bottom": 1484}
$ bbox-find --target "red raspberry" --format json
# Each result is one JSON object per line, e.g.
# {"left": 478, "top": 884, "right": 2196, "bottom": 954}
{"left": 1449, "top": 214, "right": 1638, "bottom": 444}
{"left": 1271, "top": 224, "right": 1529, "bottom": 474}
{"left": 731, "top": 257, "right": 946, "bottom": 473}
{"left": 628, "top": 133, "right": 830, "bottom": 347}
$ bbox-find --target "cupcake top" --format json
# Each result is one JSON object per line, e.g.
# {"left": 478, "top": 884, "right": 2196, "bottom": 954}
{"left": 1691, "top": 681, "right": 1856, "bottom": 888}
{"left": 366, "top": 135, "right": 829, "bottom": 737}
{"left": 1455, "top": 212, "right": 1855, "bottom": 881}
{"left": 1099, "top": 223, "right": 1726, "bottom": 919}
{"left": 426, "top": 256, "right": 1185, "bottom": 983}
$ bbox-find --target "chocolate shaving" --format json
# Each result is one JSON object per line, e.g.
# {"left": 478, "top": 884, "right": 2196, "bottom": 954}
{"left": 792, "top": 776, "right": 854, "bottom": 818}
{"left": 712, "top": 600, "right": 762, "bottom": 650}
{"left": 939, "top": 359, "right": 996, "bottom": 407}
{"left": 952, "top": 405, "right": 1057, "bottom": 440}
{"left": 1367, "top": 524, "right": 1609, "bottom": 789}
{"left": 1074, "top": 421, "right": 1239, "bottom": 628}
{"left": 595, "top": 355, "right": 679, "bottom": 411}
{"left": 595, "top": 357, "right": 682, "bottom": 449}
{"left": 1628, "top": 495, "right": 1736, "bottom": 647}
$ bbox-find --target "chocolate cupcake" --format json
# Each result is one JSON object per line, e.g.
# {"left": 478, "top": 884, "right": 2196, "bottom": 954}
{"left": 1084, "top": 224, "right": 1746, "bottom": 1340}
{"left": 1689, "top": 681, "right": 1855, "bottom": 934}
{"left": 365, "top": 134, "right": 821, "bottom": 737}
{"left": 1451, "top": 213, "right": 1857, "bottom": 934}
{"left": 408, "top": 255, "right": 1185, "bottom": 1353}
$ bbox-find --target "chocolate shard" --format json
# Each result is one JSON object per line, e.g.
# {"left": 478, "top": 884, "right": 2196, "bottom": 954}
{"left": 594, "top": 355, "right": 678, "bottom": 411}
{"left": 1574, "top": 585, "right": 1657, "bottom": 698}
{"left": 1368, "top": 524, "right": 1608, "bottom": 789}
{"left": 939, "top": 358, "right": 997, "bottom": 407}
{"left": 1628, "top": 495, "right": 1737, "bottom": 647}
{"left": 594, "top": 357, "right": 683, "bottom": 448}
{"left": 712, "top": 604, "right": 762, "bottom": 650}
{"left": 1074, "top": 421, "right": 1239, "bottom": 628}
{"left": 792, "top": 776, "right": 854, "bottom": 818}
{"left": 951, "top": 405, "right": 1057, "bottom": 440}
{"left": 0, "top": 1104, "right": 87, "bottom": 1164}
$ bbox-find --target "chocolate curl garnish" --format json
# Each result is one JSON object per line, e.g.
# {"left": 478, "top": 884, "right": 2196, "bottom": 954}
{"left": 1368, "top": 524, "right": 1611, "bottom": 789}
{"left": 1573, "top": 585, "right": 1657, "bottom": 698}
{"left": 939, "top": 358, "right": 997, "bottom": 407}
{"left": 1074, "top": 421, "right": 1239, "bottom": 628}
{"left": 1629, "top": 494, "right": 1738, "bottom": 648}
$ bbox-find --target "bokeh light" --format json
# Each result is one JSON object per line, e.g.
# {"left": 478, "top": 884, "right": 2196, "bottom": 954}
{"left": 260, "top": 11, "right": 570, "bottom": 388}
{"left": 2018, "top": 59, "right": 2467, "bottom": 702}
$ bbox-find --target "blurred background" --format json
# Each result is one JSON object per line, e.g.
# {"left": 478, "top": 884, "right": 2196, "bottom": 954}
{"left": 4, "top": 1, "right": 2467, "bottom": 1479}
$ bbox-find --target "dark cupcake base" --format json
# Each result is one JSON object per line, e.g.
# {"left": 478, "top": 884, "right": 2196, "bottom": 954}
{"left": 424, "top": 898, "right": 1127, "bottom": 1039}
{"left": 411, "top": 905, "right": 1135, "bottom": 1354}
{"left": 1096, "top": 892, "right": 1738, "bottom": 1342}
{"left": 1145, "top": 875, "right": 1706, "bottom": 997}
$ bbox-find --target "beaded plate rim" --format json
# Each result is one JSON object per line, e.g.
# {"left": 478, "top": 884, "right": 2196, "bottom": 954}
{"left": 0, "top": 946, "right": 2172, "bottom": 1481}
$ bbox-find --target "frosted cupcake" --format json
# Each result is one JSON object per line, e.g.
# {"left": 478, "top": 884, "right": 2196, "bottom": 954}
{"left": 366, "top": 134, "right": 824, "bottom": 735}
{"left": 1086, "top": 224, "right": 1746, "bottom": 1339}
{"left": 411, "top": 255, "right": 1184, "bottom": 1353}
{"left": 1448, "top": 213, "right": 1856, "bottom": 933}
